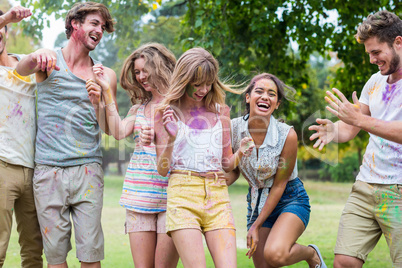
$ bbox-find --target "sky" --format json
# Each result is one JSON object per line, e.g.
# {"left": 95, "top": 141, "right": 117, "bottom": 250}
{"left": 10, "top": 0, "right": 64, "bottom": 49}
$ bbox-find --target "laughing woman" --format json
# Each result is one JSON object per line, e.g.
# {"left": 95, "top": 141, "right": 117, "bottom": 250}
{"left": 89, "top": 43, "right": 179, "bottom": 268}
{"left": 229, "top": 73, "right": 327, "bottom": 268}
{"left": 154, "top": 47, "right": 253, "bottom": 268}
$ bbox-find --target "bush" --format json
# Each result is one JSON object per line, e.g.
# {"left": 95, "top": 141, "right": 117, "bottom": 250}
{"left": 318, "top": 153, "right": 360, "bottom": 182}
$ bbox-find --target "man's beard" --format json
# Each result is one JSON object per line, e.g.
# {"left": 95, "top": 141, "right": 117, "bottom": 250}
{"left": 385, "top": 47, "right": 401, "bottom": 75}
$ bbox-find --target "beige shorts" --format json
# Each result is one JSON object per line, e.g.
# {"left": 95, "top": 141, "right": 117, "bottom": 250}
{"left": 33, "top": 163, "right": 104, "bottom": 265}
{"left": 335, "top": 180, "right": 402, "bottom": 265}
{"left": 125, "top": 210, "right": 167, "bottom": 234}
{"left": 166, "top": 172, "right": 235, "bottom": 235}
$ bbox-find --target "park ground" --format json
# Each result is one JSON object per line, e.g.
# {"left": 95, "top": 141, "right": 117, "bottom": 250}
{"left": 4, "top": 175, "right": 392, "bottom": 267}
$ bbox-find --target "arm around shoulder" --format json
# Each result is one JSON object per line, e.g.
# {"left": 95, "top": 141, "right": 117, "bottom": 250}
{"left": 16, "top": 49, "right": 59, "bottom": 82}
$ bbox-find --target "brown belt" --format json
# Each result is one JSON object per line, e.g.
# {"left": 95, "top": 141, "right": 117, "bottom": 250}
{"left": 171, "top": 170, "right": 225, "bottom": 179}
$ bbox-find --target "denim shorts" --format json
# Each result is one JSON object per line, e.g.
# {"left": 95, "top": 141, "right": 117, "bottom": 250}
{"left": 247, "top": 178, "right": 311, "bottom": 230}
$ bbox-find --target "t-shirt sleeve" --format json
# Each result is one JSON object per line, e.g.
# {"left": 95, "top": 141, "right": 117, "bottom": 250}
{"left": 359, "top": 76, "right": 372, "bottom": 106}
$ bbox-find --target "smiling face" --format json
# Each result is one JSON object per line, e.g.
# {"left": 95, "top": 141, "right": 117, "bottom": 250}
{"left": 365, "top": 36, "right": 401, "bottom": 76}
{"left": 246, "top": 78, "right": 280, "bottom": 117}
{"left": 186, "top": 82, "right": 212, "bottom": 102}
{"left": 72, "top": 12, "right": 105, "bottom": 51}
{"left": 134, "top": 57, "right": 154, "bottom": 92}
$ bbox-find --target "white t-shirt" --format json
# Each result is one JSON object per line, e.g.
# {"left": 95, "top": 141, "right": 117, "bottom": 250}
{"left": 0, "top": 54, "right": 36, "bottom": 168}
{"left": 357, "top": 71, "right": 402, "bottom": 184}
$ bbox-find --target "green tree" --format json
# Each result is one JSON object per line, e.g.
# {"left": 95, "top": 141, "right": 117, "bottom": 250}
{"left": 180, "top": 0, "right": 399, "bottom": 173}
{"left": 181, "top": 0, "right": 401, "bottom": 108}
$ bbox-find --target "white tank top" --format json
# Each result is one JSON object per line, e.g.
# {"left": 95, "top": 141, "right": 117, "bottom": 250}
{"left": 171, "top": 105, "right": 223, "bottom": 172}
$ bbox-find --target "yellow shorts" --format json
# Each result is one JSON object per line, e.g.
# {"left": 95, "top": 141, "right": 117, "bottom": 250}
{"left": 166, "top": 171, "right": 235, "bottom": 235}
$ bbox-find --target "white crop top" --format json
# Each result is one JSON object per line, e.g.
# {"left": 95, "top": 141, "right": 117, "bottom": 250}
{"left": 171, "top": 105, "right": 223, "bottom": 172}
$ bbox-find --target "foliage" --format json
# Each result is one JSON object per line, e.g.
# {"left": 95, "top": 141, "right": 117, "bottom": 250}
{"left": 15, "top": 0, "right": 398, "bottom": 169}
{"left": 181, "top": 0, "right": 336, "bottom": 119}
{"left": 318, "top": 152, "right": 360, "bottom": 182}
{"left": 181, "top": 1, "right": 401, "bottom": 160}
{"left": 182, "top": 0, "right": 402, "bottom": 102}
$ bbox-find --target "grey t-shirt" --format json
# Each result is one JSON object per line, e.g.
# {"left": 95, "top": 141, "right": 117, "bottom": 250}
{"left": 35, "top": 48, "right": 102, "bottom": 166}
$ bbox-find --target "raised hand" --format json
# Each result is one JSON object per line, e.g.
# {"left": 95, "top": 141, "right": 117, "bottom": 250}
{"left": 86, "top": 79, "right": 101, "bottom": 106}
{"left": 240, "top": 137, "right": 255, "bottom": 157}
{"left": 162, "top": 106, "right": 178, "bottom": 139}
{"left": 308, "top": 118, "right": 336, "bottom": 150}
{"left": 92, "top": 64, "right": 110, "bottom": 90}
{"left": 3, "top": 6, "right": 32, "bottom": 24}
{"left": 325, "top": 88, "right": 362, "bottom": 126}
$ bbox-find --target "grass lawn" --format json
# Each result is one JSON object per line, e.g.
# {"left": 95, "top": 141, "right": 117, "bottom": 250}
{"left": 4, "top": 176, "right": 392, "bottom": 267}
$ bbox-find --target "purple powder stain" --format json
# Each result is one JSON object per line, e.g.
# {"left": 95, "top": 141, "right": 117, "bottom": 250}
{"left": 28, "top": 60, "right": 37, "bottom": 71}
{"left": 189, "top": 107, "right": 208, "bottom": 130}
{"left": 382, "top": 84, "right": 399, "bottom": 104}
{"left": 9, "top": 103, "right": 23, "bottom": 117}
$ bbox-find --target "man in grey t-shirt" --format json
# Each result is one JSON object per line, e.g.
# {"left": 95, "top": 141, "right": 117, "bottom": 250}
{"left": 16, "top": 2, "right": 117, "bottom": 267}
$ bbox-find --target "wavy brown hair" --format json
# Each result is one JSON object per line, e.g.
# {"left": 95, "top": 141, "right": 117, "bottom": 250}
{"left": 158, "top": 47, "right": 241, "bottom": 114}
{"left": 65, "top": 2, "right": 115, "bottom": 39}
{"left": 120, "top": 43, "right": 176, "bottom": 104}
{"left": 355, "top": 10, "right": 402, "bottom": 46}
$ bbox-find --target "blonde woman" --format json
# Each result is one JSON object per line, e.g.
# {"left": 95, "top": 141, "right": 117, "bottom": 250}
{"left": 88, "top": 43, "right": 179, "bottom": 267}
{"left": 154, "top": 47, "right": 254, "bottom": 268}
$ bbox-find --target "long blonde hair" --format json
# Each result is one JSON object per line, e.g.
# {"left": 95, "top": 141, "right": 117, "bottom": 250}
{"left": 158, "top": 47, "right": 241, "bottom": 113}
{"left": 120, "top": 43, "right": 176, "bottom": 104}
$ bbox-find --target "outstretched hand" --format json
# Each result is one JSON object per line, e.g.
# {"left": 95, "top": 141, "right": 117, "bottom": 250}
{"left": 162, "top": 106, "right": 178, "bottom": 139}
{"left": 308, "top": 118, "right": 336, "bottom": 150}
{"left": 3, "top": 6, "right": 32, "bottom": 24}
{"left": 325, "top": 88, "right": 362, "bottom": 126}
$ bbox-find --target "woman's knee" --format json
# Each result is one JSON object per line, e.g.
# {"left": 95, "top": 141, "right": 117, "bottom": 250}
{"left": 264, "top": 246, "right": 288, "bottom": 267}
